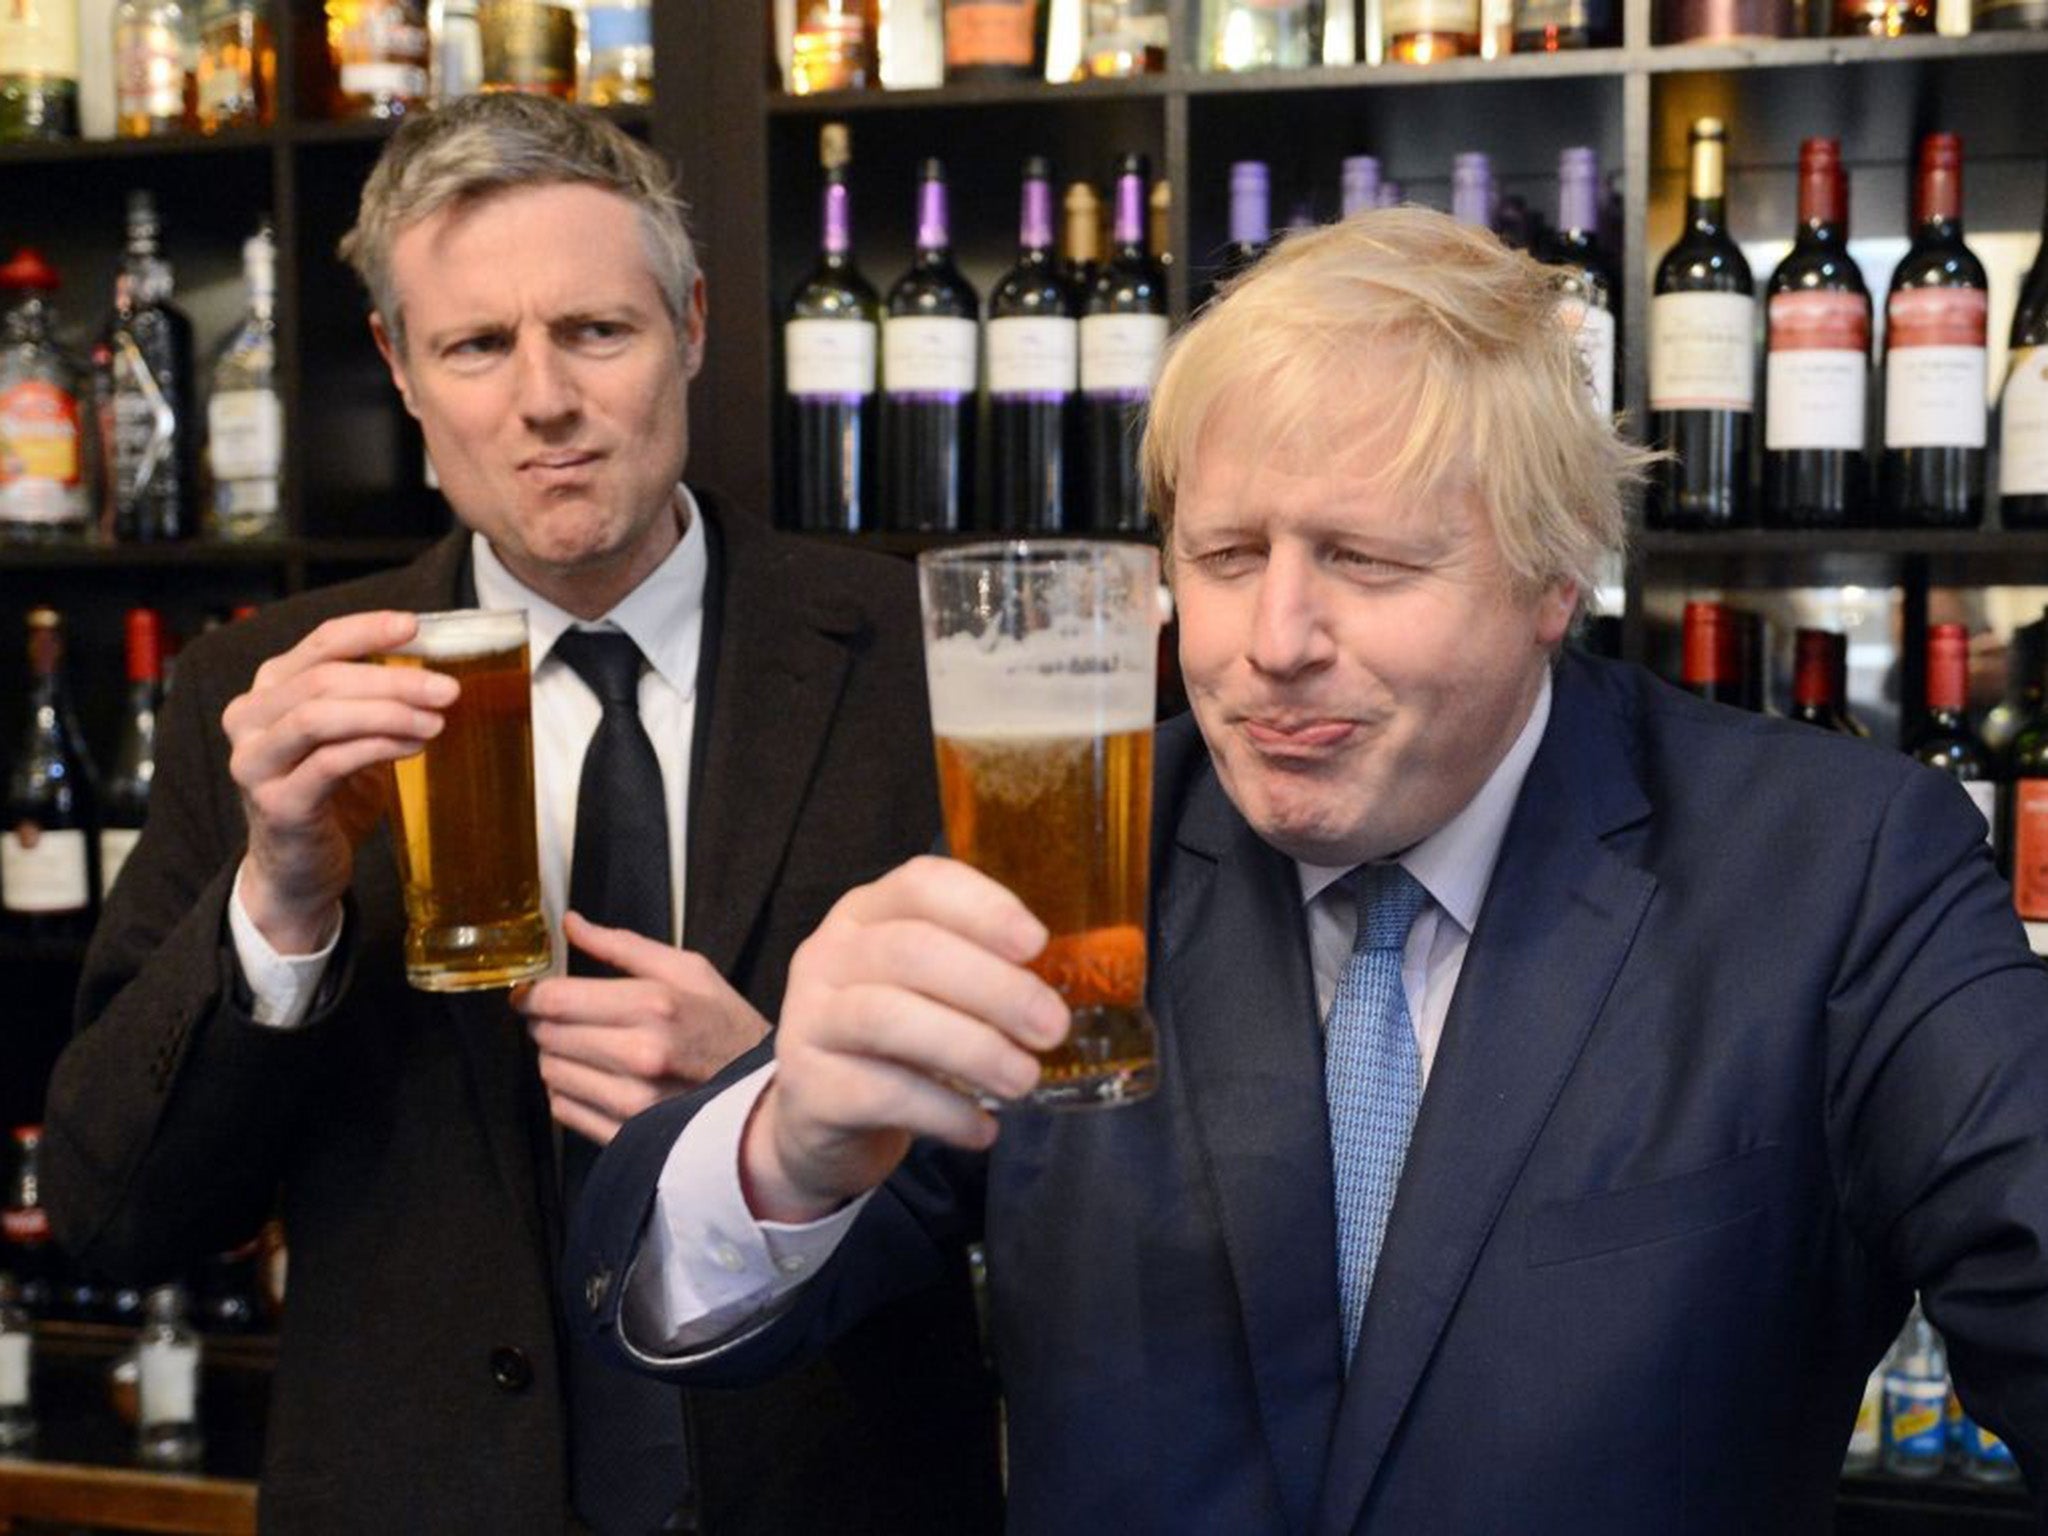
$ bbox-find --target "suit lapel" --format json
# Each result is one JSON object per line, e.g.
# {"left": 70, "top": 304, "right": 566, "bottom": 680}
{"left": 1314, "top": 656, "right": 1658, "bottom": 1534}
{"left": 683, "top": 494, "right": 864, "bottom": 977}
{"left": 1166, "top": 766, "right": 1346, "bottom": 1535}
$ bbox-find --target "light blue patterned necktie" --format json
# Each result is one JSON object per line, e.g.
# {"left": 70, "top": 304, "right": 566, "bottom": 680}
{"left": 1325, "top": 863, "right": 1429, "bottom": 1368}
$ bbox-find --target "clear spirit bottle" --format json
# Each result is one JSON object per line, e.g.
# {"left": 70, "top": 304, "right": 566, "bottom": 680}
{"left": 206, "top": 218, "right": 282, "bottom": 539}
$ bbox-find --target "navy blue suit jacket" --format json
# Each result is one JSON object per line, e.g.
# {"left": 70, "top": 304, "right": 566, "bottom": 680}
{"left": 568, "top": 649, "right": 2048, "bottom": 1534}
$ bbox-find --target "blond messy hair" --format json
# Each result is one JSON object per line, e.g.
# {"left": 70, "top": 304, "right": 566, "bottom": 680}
{"left": 1142, "top": 206, "right": 1648, "bottom": 602}
{"left": 337, "top": 92, "right": 697, "bottom": 357}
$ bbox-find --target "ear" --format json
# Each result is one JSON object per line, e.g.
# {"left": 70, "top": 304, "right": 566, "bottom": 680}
{"left": 679, "top": 275, "right": 707, "bottom": 382}
{"left": 1535, "top": 582, "right": 1577, "bottom": 647}
{"left": 370, "top": 312, "right": 418, "bottom": 420}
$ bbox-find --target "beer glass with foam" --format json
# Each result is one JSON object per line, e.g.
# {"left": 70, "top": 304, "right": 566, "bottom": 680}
{"left": 917, "top": 540, "right": 1160, "bottom": 1107}
{"left": 376, "top": 609, "right": 550, "bottom": 992}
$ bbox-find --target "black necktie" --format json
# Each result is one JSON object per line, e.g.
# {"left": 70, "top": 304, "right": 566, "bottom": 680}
{"left": 550, "top": 628, "right": 692, "bottom": 1535}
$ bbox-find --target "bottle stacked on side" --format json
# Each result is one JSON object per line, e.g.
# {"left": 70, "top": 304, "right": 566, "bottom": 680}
{"left": 779, "top": 135, "right": 1168, "bottom": 536}
{"left": 0, "top": 198, "right": 282, "bottom": 547}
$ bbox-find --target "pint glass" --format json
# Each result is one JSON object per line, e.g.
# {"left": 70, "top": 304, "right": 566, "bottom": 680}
{"left": 917, "top": 540, "right": 1160, "bottom": 1108}
{"left": 377, "top": 609, "right": 550, "bottom": 992}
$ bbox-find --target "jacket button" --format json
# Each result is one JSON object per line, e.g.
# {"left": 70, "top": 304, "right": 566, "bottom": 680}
{"left": 489, "top": 1346, "right": 533, "bottom": 1392}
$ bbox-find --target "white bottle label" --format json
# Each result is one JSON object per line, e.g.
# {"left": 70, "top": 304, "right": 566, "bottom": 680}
{"left": 1765, "top": 290, "right": 1869, "bottom": 452}
{"left": 784, "top": 318, "right": 877, "bottom": 398}
{"left": 100, "top": 827, "right": 141, "bottom": 897}
{"left": 207, "top": 390, "right": 282, "bottom": 480}
{"left": 2000, "top": 345, "right": 2048, "bottom": 497}
{"left": 1885, "top": 347, "right": 1987, "bottom": 449}
{"left": 986, "top": 316, "right": 1079, "bottom": 396}
{"left": 2, "top": 827, "right": 89, "bottom": 913}
{"left": 1964, "top": 780, "right": 1997, "bottom": 840}
{"left": 882, "top": 316, "right": 978, "bottom": 396}
{"left": 1080, "top": 313, "right": 1169, "bottom": 395}
{"left": 340, "top": 61, "right": 428, "bottom": 98}
{"left": 1557, "top": 300, "right": 1615, "bottom": 419}
{"left": 0, "top": 1333, "right": 27, "bottom": 1408}
{"left": 1649, "top": 292, "right": 1756, "bottom": 413}
{"left": 138, "top": 1339, "right": 199, "bottom": 1425}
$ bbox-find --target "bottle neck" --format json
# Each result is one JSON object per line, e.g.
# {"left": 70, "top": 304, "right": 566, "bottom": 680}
{"left": 1558, "top": 167, "right": 1598, "bottom": 239}
{"left": 1792, "top": 634, "right": 1836, "bottom": 712}
{"left": 1018, "top": 177, "right": 1054, "bottom": 256}
{"left": 1915, "top": 160, "right": 1963, "bottom": 235}
{"left": 822, "top": 178, "right": 852, "bottom": 257}
{"left": 1685, "top": 136, "right": 1728, "bottom": 234}
{"left": 1113, "top": 173, "right": 1146, "bottom": 254}
{"left": 1229, "top": 174, "right": 1269, "bottom": 249}
{"left": 1681, "top": 607, "right": 1731, "bottom": 689}
{"left": 916, "top": 178, "right": 951, "bottom": 258}
{"left": 1926, "top": 632, "right": 1970, "bottom": 715}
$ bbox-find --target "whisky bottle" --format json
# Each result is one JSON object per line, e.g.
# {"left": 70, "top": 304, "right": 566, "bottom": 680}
{"left": 324, "top": 0, "right": 429, "bottom": 117}
{"left": 194, "top": 0, "right": 273, "bottom": 130}
{"left": 478, "top": 0, "right": 579, "bottom": 97}
{"left": 3, "top": 610, "right": 99, "bottom": 937}
{"left": 113, "top": 0, "right": 194, "bottom": 136}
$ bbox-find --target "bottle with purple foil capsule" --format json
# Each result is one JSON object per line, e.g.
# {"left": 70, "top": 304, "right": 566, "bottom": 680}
{"left": 1080, "top": 152, "right": 1168, "bottom": 533}
{"left": 987, "top": 156, "right": 1078, "bottom": 533}
{"left": 782, "top": 124, "right": 879, "bottom": 532}
{"left": 1212, "top": 159, "right": 1270, "bottom": 300}
{"left": 1340, "top": 155, "right": 1381, "bottom": 219}
{"left": 1377, "top": 178, "right": 1404, "bottom": 209}
{"left": 1451, "top": 152, "right": 1496, "bottom": 234}
{"left": 1541, "top": 146, "right": 1618, "bottom": 419}
{"left": 882, "top": 157, "right": 979, "bottom": 532}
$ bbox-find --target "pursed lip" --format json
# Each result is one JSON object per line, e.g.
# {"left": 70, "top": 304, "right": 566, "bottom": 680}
{"left": 1240, "top": 715, "right": 1361, "bottom": 755}
{"left": 519, "top": 449, "right": 603, "bottom": 473}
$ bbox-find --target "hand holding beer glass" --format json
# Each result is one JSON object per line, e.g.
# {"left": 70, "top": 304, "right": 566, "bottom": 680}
{"left": 917, "top": 541, "right": 1161, "bottom": 1109}
{"left": 375, "top": 610, "right": 551, "bottom": 992}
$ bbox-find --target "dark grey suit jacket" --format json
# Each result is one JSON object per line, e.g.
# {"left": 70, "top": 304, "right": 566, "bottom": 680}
{"left": 41, "top": 491, "right": 1002, "bottom": 1535}
{"left": 570, "top": 648, "right": 2048, "bottom": 1534}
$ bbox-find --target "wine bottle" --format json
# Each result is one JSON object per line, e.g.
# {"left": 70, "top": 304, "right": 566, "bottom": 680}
{"left": 881, "top": 158, "right": 978, "bottom": 533}
{"left": 1997, "top": 187, "right": 2048, "bottom": 529}
{"left": 3, "top": 607, "right": 98, "bottom": 938}
{"left": 1827, "top": 630, "right": 1868, "bottom": 736}
{"left": 1060, "top": 178, "right": 1102, "bottom": 294}
{"left": 102, "top": 190, "right": 199, "bottom": 542}
{"left": 1079, "top": 152, "right": 1168, "bottom": 534}
{"left": 1452, "top": 151, "right": 1496, "bottom": 234}
{"left": 1385, "top": 0, "right": 1480, "bottom": 59}
{"left": 1206, "top": 0, "right": 1322, "bottom": 70}
{"left": 1340, "top": 155, "right": 1381, "bottom": 219}
{"left": 1881, "top": 133, "right": 1986, "bottom": 529}
{"left": 2002, "top": 607, "right": 2048, "bottom": 940}
{"left": 1542, "top": 146, "right": 1617, "bottom": 420}
{"left": 1212, "top": 159, "right": 1270, "bottom": 299}
{"left": 783, "top": 125, "right": 879, "bottom": 532}
{"left": 1679, "top": 600, "right": 1741, "bottom": 706}
{"left": 1650, "top": 118, "right": 1754, "bottom": 529}
{"left": 1787, "top": 628, "right": 1853, "bottom": 731}
{"left": 943, "top": 0, "right": 1043, "bottom": 79}
{"left": 1763, "top": 137, "right": 1870, "bottom": 529}
{"left": 0, "top": 249, "right": 93, "bottom": 544}
{"left": 100, "top": 606, "right": 164, "bottom": 900}
{"left": 986, "top": 156, "right": 1077, "bottom": 534}
{"left": 1909, "top": 621, "right": 1996, "bottom": 838}
{"left": 1, "top": 1128, "right": 53, "bottom": 1317}
{"left": 207, "top": 217, "right": 282, "bottom": 540}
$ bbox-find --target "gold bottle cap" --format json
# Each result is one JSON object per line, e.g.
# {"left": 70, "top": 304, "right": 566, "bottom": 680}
{"left": 820, "top": 121, "right": 850, "bottom": 172}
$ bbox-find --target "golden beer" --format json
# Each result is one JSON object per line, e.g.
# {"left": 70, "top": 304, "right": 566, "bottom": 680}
{"left": 377, "top": 610, "right": 550, "bottom": 992}
{"left": 936, "top": 726, "right": 1155, "bottom": 1102}
{"left": 919, "top": 539, "right": 1162, "bottom": 1109}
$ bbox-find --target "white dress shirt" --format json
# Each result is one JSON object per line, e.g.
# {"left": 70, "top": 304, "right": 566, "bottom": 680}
{"left": 229, "top": 489, "right": 709, "bottom": 1025}
{"left": 617, "top": 670, "right": 1558, "bottom": 1360}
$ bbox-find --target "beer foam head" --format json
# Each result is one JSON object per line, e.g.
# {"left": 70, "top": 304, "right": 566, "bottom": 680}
{"left": 925, "top": 629, "right": 1154, "bottom": 738}
{"left": 391, "top": 608, "right": 528, "bottom": 660}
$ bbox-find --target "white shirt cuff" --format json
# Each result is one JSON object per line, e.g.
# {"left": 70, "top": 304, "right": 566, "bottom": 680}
{"left": 623, "top": 1061, "right": 872, "bottom": 1357}
{"left": 227, "top": 864, "right": 343, "bottom": 1031}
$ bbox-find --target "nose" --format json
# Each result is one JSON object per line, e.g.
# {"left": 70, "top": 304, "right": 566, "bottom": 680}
{"left": 1247, "top": 548, "right": 1336, "bottom": 680}
{"left": 512, "top": 337, "right": 579, "bottom": 429}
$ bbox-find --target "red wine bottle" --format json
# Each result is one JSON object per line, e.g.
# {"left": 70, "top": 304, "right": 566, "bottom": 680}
{"left": 881, "top": 158, "right": 979, "bottom": 532}
{"left": 782, "top": 126, "right": 878, "bottom": 532}
{"left": 1542, "top": 146, "right": 1617, "bottom": 420}
{"left": 1788, "top": 628, "right": 1853, "bottom": 731}
{"left": 1079, "top": 153, "right": 1167, "bottom": 534}
{"left": 1881, "top": 133, "right": 1987, "bottom": 529}
{"left": 1764, "top": 138, "right": 1870, "bottom": 528}
{"left": 986, "top": 156, "right": 1077, "bottom": 534}
{"left": 1650, "top": 119, "right": 1754, "bottom": 529}
{"left": 1909, "top": 621, "right": 1996, "bottom": 838}
{"left": 1680, "top": 600, "right": 1742, "bottom": 705}
{"left": 1997, "top": 184, "right": 2048, "bottom": 529}
{"left": 99, "top": 605, "right": 164, "bottom": 900}
{"left": 2002, "top": 607, "right": 2048, "bottom": 937}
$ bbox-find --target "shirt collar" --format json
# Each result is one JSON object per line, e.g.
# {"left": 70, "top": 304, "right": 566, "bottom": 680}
{"left": 1295, "top": 666, "right": 1554, "bottom": 936}
{"left": 470, "top": 486, "right": 708, "bottom": 700}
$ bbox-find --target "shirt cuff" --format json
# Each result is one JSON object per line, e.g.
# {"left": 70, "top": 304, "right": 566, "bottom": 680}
{"left": 623, "top": 1061, "right": 872, "bottom": 1357}
{"left": 227, "top": 864, "right": 343, "bottom": 1031}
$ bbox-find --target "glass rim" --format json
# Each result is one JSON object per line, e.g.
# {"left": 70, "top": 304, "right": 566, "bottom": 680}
{"left": 915, "top": 538, "right": 1158, "bottom": 571}
{"left": 385, "top": 607, "right": 528, "bottom": 660}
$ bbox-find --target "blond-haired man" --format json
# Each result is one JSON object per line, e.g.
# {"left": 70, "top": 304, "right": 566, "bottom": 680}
{"left": 569, "top": 207, "right": 2048, "bottom": 1533}
{"left": 41, "top": 94, "right": 1000, "bottom": 1536}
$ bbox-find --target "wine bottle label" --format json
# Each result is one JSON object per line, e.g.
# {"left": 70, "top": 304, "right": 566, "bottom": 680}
{"left": 1999, "top": 345, "right": 2048, "bottom": 497}
{"left": 1557, "top": 299, "right": 1614, "bottom": 419}
{"left": 1884, "top": 287, "right": 1986, "bottom": 448}
{"left": 0, "top": 0, "right": 80, "bottom": 76}
{"left": 2014, "top": 780, "right": 2048, "bottom": 921}
{"left": 1650, "top": 292, "right": 1756, "bottom": 413}
{"left": 116, "top": 21, "right": 188, "bottom": 118}
{"left": 987, "top": 316, "right": 1078, "bottom": 396}
{"left": 882, "top": 317, "right": 977, "bottom": 396}
{"left": 207, "top": 390, "right": 283, "bottom": 479}
{"left": 1080, "top": 313, "right": 1168, "bottom": 395}
{"left": 0, "top": 1333, "right": 27, "bottom": 1408}
{"left": 1384, "top": 0, "right": 1482, "bottom": 34}
{"left": 2, "top": 827, "right": 88, "bottom": 913}
{"left": 138, "top": 1340, "right": 199, "bottom": 1424}
{"left": 945, "top": 1, "right": 1037, "bottom": 67}
{"left": 785, "top": 318, "right": 877, "bottom": 397}
{"left": 100, "top": 827, "right": 142, "bottom": 897}
{"left": 0, "top": 379, "right": 83, "bottom": 507}
{"left": 1765, "top": 291, "right": 1869, "bottom": 451}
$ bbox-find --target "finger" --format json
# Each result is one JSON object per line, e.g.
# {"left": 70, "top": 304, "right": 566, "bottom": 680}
{"left": 525, "top": 993, "right": 678, "bottom": 1081}
{"left": 252, "top": 610, "right": 423, "bottom": 688}
{"left": 793, "top": 979, "right": 1046, "bottom": 1103}
{"left": 237, "top": 730, "right": 440, "bottom": 826}
{"left": 536, "top": 1050, "right": 662, "bottom": 1131}
{"left": 839, "top": 856, "right": 1050, "bottom": 965}
{"left": 559, "top": 910, "right": 684, "bottom": 979}
{"left": 227, "top": 659, "right": 461, "bottom": 747}
{"left": 545, "top": 1082, "right": 621, "bottom": 1146}
{"left": 780, "top": 1048, "right": 1003, "bottom": 1154}
{"left": 815, "top": 914, "right": 1068, "bottom": 1053}
{"left": 230, "top": 695, "right": 447, "bottom": 794}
